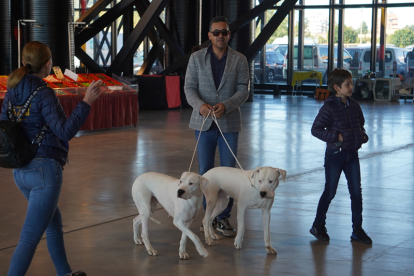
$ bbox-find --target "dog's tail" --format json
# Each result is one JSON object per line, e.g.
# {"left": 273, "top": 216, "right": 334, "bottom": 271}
{"left": 150, "top": 216, "right": 161, "bottom": 224}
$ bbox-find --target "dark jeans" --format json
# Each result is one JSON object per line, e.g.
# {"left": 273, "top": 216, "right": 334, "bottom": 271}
{"left": 195, "top": 129, "right": 238, "bottom": 221}
{"left": 314, "top": 149, "right": 363, "bottom": 229}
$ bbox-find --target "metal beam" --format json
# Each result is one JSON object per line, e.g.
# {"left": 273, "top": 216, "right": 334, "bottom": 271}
{"left": 138, "top": 44, "right": 163, "bottom": 75}
{"left": 135, "top": 0, "right": 185, "bottom": 59}
{"left": 327, "top": 0, "right": 335, "bottom": 76}
{"left": 106, "top": 0, "right": 170, "bottom": 75}
{"left": 161, "top": 0, "right": 283, "bottom": 75}
{"left": 75, "top": 0, "right": 136, "bottom": 47}
{"left": 337, "top": 0, "right": 344, "bottom": 69}
{"left": 76, "top": 0, "right": 113, "bottom": 24}
{"left": 75, "top": 47, "right": 105, "bottom": 73}
{"left": 227, "top": 0, "right": 281, "bottom": 33}
{"left": 244, "top": 0, "right": 299, "bottom": 64}
{"left": 370, "top": 0, "right": 378, "bottom": 73}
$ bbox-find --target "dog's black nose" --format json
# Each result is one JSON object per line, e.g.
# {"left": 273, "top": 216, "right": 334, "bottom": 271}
{"left": 177, "top": 189, "right": 185, "bottom": 198}
{"left": 260, "top": 191, "right": 267, "bottom": 198}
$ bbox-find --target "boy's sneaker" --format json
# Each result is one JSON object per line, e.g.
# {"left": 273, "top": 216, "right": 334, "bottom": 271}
{"left": 200, "top": 217, "right": 218, "bottom": 232}
{"left": 351, "top": 228, "right": 372, "bottom": 244}
{"left": 310, "top": 224, "right": 330, "bottom": 241}
{"left": 217, "top": 218, "right": 236, "bottom": 237}
{"left": 71, "top": 271, "right": 87, "bottom": 276}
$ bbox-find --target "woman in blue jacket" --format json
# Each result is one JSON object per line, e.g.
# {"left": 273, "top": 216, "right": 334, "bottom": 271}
{"left": 1, "top": 41, "right": 102, "bottom": 276}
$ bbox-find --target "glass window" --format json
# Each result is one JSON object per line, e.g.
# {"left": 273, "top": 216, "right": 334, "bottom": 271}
{"left": 304, "top": 0, "right": 330, "bottom": 5}
{"left": 345, "top": 0, "right": 372, "bottom": 3}
{"left": 386, "top": 0, "right": 414, "bottom": 3}
{"left": 304, "top": 46, "right": 313, "bottom": 59}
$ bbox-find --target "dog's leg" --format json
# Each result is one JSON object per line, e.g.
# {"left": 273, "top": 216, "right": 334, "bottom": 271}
{"left": 234, "top": 205, "right": 246, "bottom": 250}
{"left": 262, "top": 208, "right": 276, "bottom": 255}
{"left": 210, "top": 195, "right": 229, "bottom": 240}
{"left": 133, "top": 215, "right": 143, "bottom": 244}
{"left": 174, "top": 218, "right": 209, "bottom": 258}
{"left": 178, "top": 220, "right": 191, "bottom": 260}
{"left": 203, "top": 192, "right": 220, "bottom": 245}
{"left": 140, "top": 214, "right": 158, "bottom": 256}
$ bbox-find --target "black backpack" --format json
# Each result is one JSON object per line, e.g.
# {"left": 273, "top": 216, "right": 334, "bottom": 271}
{"left": 0, "top": 85, "right": 48, "bottom": 168}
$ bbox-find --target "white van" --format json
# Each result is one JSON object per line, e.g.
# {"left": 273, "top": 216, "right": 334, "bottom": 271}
{"left": 358, "top": 46, "right": 409, "bottom": 78}
{"left": 276, "top": 44, "right": 352, "bottom": 82}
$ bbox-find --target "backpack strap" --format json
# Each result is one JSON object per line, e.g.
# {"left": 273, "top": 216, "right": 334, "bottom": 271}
{"left": 8, "top": 85, "right": 48, "bottom": 146}
{"left": 16, "top": 85, "right": 46, "bottom": 122}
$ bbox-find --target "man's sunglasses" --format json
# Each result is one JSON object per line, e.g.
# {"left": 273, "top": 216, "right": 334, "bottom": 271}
{"left": 210, "top": 29, "right": 229, "bottom": 37}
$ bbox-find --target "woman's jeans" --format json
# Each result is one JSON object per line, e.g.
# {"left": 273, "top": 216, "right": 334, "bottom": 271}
{"left": 314, "top": 149, "right": 363, "bottom": 229}
{"left": 8, "top": 158, "right": 72, "bottom": 276}
{"left": 195, "top": 129, "right": 239, "bottom": 222}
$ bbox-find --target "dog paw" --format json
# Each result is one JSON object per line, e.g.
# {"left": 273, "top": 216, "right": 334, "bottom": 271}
{"left": 197, "top": 246, "right": 209, "bottom": 257}
{"left": 212, "top": 233, "right": 221, "bottom": 240}
{"left": 147, "top": 249, "right": 159, "bottom": 256}
{"left": 205, "top": 237, "right": 213, "bottom": 245}
{"left": 234, "top": 236, "right": 243, "bottom": 249}
{"left": 134, "top": 238, "right": 143, "bottom": 245}
{"left": 266, "top": 246, "right": 277, "bottom": 255}
{"left": 179, "top": 251, "right": 190, "bottom": 260}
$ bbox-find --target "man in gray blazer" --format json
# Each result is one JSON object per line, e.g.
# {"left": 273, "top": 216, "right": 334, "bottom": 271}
{"left": 184, "top": 16, "right": 249, "bottom": 237}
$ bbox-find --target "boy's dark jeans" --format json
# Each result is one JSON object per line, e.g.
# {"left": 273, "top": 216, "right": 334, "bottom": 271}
{"left": 314, "top": 148, "right": 363, "bottom": 229}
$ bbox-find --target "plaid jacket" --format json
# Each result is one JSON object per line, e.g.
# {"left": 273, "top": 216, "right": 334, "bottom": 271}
{"left": 184, "top": 46, "right": 249, "bottom": 132}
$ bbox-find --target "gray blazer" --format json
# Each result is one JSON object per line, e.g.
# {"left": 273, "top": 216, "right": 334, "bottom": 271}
{"left": 184, "top": 46, "right": 249, "bottom": 132}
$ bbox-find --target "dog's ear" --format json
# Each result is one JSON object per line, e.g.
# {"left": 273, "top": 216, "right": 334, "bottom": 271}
{"left": 277, "top": 169, "right": 287, "bottom": 182}
{"left": 251, "top": 167, "right": 261, "bottom": 179}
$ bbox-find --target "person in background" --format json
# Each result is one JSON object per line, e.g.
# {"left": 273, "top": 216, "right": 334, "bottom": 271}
{"left": 1, "top": 41, "right": 102, "bottom": 276}
{"left": 309, "top": 68, "right": 372, "bottom": 245}
{"left": 184, "top": 16, "right": 249, "bottom": 237}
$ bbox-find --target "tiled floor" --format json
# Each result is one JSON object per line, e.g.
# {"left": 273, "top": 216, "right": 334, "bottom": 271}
{"left": 1, "top": 95, "right": 414, "bottom": 276}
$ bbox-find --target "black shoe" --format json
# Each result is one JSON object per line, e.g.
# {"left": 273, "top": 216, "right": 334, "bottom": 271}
{"left": 200, "top": 217, "right": 218, "bottom": 232}
{"left": 351, "top": 228, "right": 372, "bottom": 244}
{"left": 217, "top": 218, "right": 236, "bottom": 237}
{"left": 310, "top": 224, "right": 330, "bottom": 241}
{"left": 71, "top": 272, "right": 87, "bottom": 276}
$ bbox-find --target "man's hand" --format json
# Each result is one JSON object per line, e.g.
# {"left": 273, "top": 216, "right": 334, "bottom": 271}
{"left": 199, "top": 104, "right": 214, "bottom": 117}
{"left": 338, "top": 133, "right": 343, "bottom": 142}
{"left": 213, "top": 103, "right": 225, "bottom": 118}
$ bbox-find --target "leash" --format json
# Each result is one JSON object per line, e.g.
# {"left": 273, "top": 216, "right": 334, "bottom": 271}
{"left": 188, "top": 110, "right": 257, "bottom": 190}
{"left": 188, "top": 110, "right": 212, "bottom": 172}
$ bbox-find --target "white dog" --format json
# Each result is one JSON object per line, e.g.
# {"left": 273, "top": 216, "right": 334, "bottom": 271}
{"left": 202, "top": 166, "right": 287, "bottom": 255}
{"left": 132, "top": 171, "right": 209, "bottom": 259}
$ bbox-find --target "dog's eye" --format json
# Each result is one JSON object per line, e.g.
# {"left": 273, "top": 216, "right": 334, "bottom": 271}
{"left": 180, "top": 180, "right": 182, "bottom": 183}
{"left": 269, "top": 180, "right": 272, "bottom": 184}
{"left": 259, "top": 180, "right": 262, "bottom": 183}
{"left": 189, "top": 182, "right": 194, "bottom": 185}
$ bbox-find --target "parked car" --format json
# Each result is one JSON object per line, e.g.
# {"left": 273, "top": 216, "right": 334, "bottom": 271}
{"left": 277, "top": 44, "right": 352, "bottom": 83}
{"left": 358, "top": 46, "right": 409, "bottom": 78}
{"left": 254, "top": 51, "right": 284, "bottom": 83}
{"left": 345, "top": 46, "right": 370, "bottom": 77}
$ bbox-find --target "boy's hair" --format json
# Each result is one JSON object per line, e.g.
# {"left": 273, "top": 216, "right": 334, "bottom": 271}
{"left": 327, "top": 68, "right": 352, "bottom": 94}
{"left": 209, "top": 16, "right": 229, "bottom": 31}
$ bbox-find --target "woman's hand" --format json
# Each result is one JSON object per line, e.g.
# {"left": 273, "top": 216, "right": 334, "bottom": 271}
{"left": 83, "top": 80, "right": 103, "bottom": 106}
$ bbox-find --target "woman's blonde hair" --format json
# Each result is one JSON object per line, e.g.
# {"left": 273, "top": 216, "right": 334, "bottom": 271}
{"left": 7, "top": 41, "right": 51, "bottom": 89}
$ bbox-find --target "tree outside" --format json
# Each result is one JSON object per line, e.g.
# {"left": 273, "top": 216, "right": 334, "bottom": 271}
{"left": 387, "top": 27, "right": 414, "bottom": 48}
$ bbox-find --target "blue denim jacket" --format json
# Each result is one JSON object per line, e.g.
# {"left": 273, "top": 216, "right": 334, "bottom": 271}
{"left": 1, "top": 74, "right": 91, "bottom": 165}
